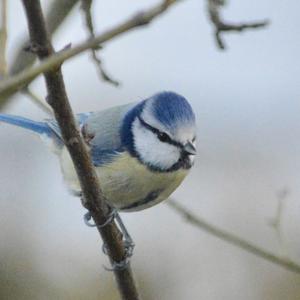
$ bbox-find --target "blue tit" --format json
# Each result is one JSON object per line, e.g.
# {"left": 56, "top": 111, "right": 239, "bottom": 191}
{"left": 0, "top": 91, "right": 197, "bottom": 212}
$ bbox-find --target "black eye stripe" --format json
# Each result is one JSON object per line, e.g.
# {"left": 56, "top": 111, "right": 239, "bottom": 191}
{"left": 138, "top": 116, "right": 160, "bottom": 135}
{"left": 137, "top": 116, "right": 183, "bottom": 149}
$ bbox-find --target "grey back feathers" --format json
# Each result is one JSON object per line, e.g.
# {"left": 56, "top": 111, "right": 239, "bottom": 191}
{"left": 83, "top": 102, "right": 135, "bottom": 151}
{"left": 46, "top": 102, "right": 135, "bottom": 148}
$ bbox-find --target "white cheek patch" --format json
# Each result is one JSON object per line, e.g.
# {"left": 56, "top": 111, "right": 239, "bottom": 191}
{"left": 132, "top": 119, "right": 180, "bottom": 170}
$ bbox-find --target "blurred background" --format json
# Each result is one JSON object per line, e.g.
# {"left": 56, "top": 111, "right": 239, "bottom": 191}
{"left": 0, "top": 0, "right": 300, "bottom": 299}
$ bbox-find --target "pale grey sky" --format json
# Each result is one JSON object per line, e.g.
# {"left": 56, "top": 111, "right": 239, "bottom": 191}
{"left": 1, "top": 1, "right": 300, "bottom": 299}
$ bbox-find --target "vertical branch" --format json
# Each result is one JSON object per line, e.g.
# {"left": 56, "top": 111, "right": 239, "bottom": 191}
{"left": 1, "top": 0, "right": 80, "bottom": 110}
{"left": 268, "top": 188, "right": 289, "bottom": 257}
{"left": 81, "top": 0, "right": 120, "bottom": 86}
{"left": 0, "top": 0, "right": 8, "bottom": 78}
{"left": 10, "top": 0, "right": 80, "bottom": 75}
{"left": 21, "top": 1, "right": 140, "bottom": 299}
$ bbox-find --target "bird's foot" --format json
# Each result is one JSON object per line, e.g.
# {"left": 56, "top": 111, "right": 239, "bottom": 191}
{"left": 83, "top": 208, "right": 135, "bottom": 271}
{"left": 102, "top": 212, "right": 135, "bottom": 271}
{"left": 83, "top": 209, "right": 117, "bottom": 228}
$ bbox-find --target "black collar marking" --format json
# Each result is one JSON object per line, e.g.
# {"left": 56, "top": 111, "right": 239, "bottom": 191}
{"left": 120, "top": 189, "right": 163, "bottom": 211}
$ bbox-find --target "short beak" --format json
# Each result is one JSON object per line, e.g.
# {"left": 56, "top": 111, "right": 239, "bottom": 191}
{"left": 183, "top": 141, "right": 196, "bottom": 155}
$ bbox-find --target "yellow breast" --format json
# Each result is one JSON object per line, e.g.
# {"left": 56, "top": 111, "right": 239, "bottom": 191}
{"left": 97, "top": 152, "right": 189, "bottom": 211}
{"left": 59, "top": 148, "right": 189, "bottom": 211}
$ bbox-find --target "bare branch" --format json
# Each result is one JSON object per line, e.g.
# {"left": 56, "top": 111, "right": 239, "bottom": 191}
{"left": 0, "top": 0, "right": 8, "bottom": 78}
{"left": 268, "top": 188, "right": 290, "bottom": 258}
{"left": 168, "top": 199, "right": 300, "bottom": 274}
{"left": 0, "top": 0, "right": 80, "bottom": 111}
{"left": 21, "top": 1, "right": 140, "bottom": 299}
{"left": 81, "top": 0, "right": 120, "bottom": 86}
{"left": 207, "top": 0, "right": 269, "bottom": 49}
{"left": 10, "top": 0, "right": 80, "bottom": 75}
{"left": 0, "top": 0, "right": 182, "bottom": 102}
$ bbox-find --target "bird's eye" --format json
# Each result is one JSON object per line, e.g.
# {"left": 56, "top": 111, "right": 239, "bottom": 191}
{"left": 157, "top": 131, "right": 170, "bottom": 142}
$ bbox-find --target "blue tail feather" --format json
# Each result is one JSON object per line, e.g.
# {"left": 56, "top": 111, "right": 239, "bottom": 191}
{"left": 0, "top": 114, "right": 52, "bottom": 136}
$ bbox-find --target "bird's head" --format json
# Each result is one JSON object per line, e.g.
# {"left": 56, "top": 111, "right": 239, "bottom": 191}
{"left": 122, "top": 91, "right": 197, "bottom": 172}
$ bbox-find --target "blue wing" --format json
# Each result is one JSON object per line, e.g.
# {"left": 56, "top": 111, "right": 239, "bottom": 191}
{"left": 0, "top": 113, "right": 53, "bottom": 136}
{"left": 45, "top": 112, "right": 89, "bottom": 138}
{"left": 0, "top": 102, "right": 135, "bottom": 167}
{"left": 81, "top": 103, "right": 135, "bottom": 166}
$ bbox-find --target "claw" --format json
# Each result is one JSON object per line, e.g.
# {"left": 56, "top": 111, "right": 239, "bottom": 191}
{"left": 103, "top": 255, "right": 131, "bottom": 271}
{"left": 83, "top": 209, "right": 135, "bottom": 271}
{"left": 103, "top": 213, "right": 135, "bottom": 271}
{"left": 83, "top": 209, "right": 117, "bottom": 228}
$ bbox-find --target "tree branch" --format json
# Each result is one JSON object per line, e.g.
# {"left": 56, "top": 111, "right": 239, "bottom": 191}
{"left": 168, "top": 200, "right": 300, "bottom": 274}
{"left": 81, "top": 0, "right": 120, "bottom": 86}
{"left": 0, "top": 0, "right": 270, "bottom": 101}
{"left": 207, "top": 0, "right": 269, "bottom": 49}
{"left": 0, "top": 0, "right": 8, "bottom": 78}
{"left": 21, "top": 1, "right": 140, "bottom": 299}
{"left": 0, "top": 0, "right": 182, "bottom": 102}
{"left": 10, "top": 0, "right": 80, "bottom": 75}
{"left": 0, "top": 0, "right": 80, "bottom": 110}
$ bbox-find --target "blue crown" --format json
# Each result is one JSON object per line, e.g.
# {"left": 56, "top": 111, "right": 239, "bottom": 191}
{"left": 151, "top": 91, "right": 195, "bottom": 131}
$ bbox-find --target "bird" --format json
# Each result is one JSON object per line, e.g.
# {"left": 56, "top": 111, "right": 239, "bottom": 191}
{"left": 0, "top": 91, "right": 197, "bottom": 213}
{"left": 0, "top": 91, "right": 196, "bottom": 268}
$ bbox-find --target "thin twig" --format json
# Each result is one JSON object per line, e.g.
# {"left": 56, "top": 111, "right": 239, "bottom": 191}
{"left": 22, "top": 87, "right": 53, "bottom": 116}
{"left": 268, "top": 188, "right": 290, "bottom": 258}
{"left": 168, "top": 199, "right": 300, "bottom": 274}
{"left": 0, "top": 0, "right": 182, "bottom": 101}
{"left": 81, "top": 0, "right": 119, "bottom": 86}
{"left": 0, "top": 0, "right": 8, "bottom": 78}
{"left": 21, "top": 1, "right": 140, "bottom": 299}
{"left": 207, "top": 0, "right": 269, "bottom": 49}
